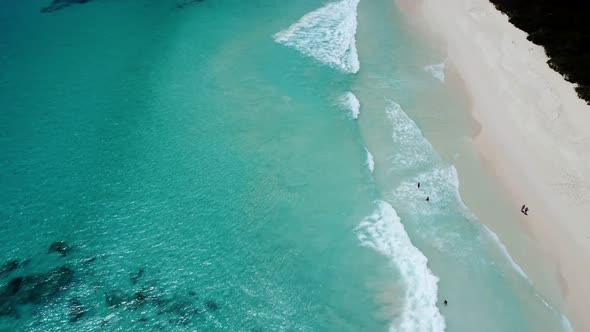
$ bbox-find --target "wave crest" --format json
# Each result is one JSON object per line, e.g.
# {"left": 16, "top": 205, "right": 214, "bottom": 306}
{"left": 355, "top": 201, "right": 446, "bottom": 332}
{"left": 386, "top": 101, "right": 439, "bottom": 170}
{"left": 340, "top": 91, "right": 361, "bottom": 119}
{"left": 274, "top": 0, "right": 360, "bottom": 73}
{"left": 365, "top": 147, "right": 375, "bottom": 173}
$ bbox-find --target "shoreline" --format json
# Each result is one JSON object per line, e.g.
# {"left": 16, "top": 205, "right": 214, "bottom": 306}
{"left": 399, "top": 0, "right": 590, "bottom": 330}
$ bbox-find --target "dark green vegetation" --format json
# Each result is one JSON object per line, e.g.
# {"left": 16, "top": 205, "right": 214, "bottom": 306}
{"left": 0, "top": 242, "right": 221, "bottom": 328}
{"left": 489, "top": 0, "right": 590, "bottom": 104}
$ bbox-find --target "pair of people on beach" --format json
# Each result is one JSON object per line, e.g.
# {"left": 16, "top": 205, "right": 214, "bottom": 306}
{"left": 520, "top": 204, "right": 529, "bottom": 215}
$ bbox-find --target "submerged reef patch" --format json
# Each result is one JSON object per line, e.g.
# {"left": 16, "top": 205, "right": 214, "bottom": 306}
{"left": 48, "top": 241, "right": 73, "bottom": 257}
{"left": 0, "top": 260, "right": 19, "bottom": 279}
{"left": 41, "top": 0, "right": 93, "bottom": 13}
{"left": 0, "top": 243, "right": 222, "bottom": 329}
{"left": 176, "top": 0, "right": 205, "bottom": 9}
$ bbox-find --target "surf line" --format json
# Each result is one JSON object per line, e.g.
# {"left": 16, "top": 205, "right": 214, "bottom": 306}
{"left": 356, "top": 200, "right": 446, "bottom": 332}
{"left": 273, "top": 0, "right": 361, "bottom": 73}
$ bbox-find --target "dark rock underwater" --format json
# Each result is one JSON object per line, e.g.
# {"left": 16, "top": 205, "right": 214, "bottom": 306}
{"left": 41, "top": 0, "right": 92, "bottom": 13}
{"left": 40, "top": 0, "right": 205, "bottom": 13}
{"left": 0, "top": 243, "right": 222, "bottom": 329}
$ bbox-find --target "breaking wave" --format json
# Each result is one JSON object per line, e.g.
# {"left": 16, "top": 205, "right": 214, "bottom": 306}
{"left": 274, "top": 0, "right": 360, "bottom": 73}
{"left": 355, "top": 201, "right": 445, "bottom": 332}
{"left": 385, "top": 100, "right": 439, "bottom": 170}
{"left": 365, "top": 147, "right": 375, "bottom": 173}
{"left": 341, "top": 91, "right": 361, "bottom": 119}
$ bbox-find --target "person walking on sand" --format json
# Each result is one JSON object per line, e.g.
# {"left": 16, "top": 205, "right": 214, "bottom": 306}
{"left": 521, "top": 204, "right": 526, "bottom": 213}
{"left": 524, "top": 207, "right": 529, "bottom": 215}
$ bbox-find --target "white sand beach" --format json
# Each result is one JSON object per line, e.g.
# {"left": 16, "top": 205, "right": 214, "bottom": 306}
{"left": 399, "top": 0, "right": 590, "bottom": 330}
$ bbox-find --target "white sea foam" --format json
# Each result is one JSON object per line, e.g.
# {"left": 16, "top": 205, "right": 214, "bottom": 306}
{"left": 424, "top": 63, "right": 445, "bottom": 82}
{"left": 447, "top": 166, "right": 473, "bottom": 216}
{"left": 535, "top": 295, "right": 575, "bottom": 332}
{"left": 364, "top": 147, "right": 375, "bottom": 173}
{"left": 341, "top": 91, "right": 360, "bottom": 119}
{"left": 273, "top": 0, "right": 360, "bottom": 73}
{"left": 561, "top": 314, "right": 575, "bottom": 332}
{"left": 355, "top": 201, "right": 445, "bottom": 332}
{"left": 391, "top": 166, "right": 464, "bottom": 216}
{"left": 537, "top": 295, "right": 552, "bottom": 309}
{"left": 482, "top": 225, "right": 529, "bottom": 281}
{"left": 387, "top": 100, "right": 463, "bottom": 209}
{"left": 386, "top": 100, "right": 439, "bottom": 170}
{"left": 389, "top": 165, "right": 478, "bottom": 258}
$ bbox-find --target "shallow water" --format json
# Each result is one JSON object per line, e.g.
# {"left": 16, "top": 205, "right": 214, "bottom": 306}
{"left": 0, "top": 0, "right": 573, "bottom": 331}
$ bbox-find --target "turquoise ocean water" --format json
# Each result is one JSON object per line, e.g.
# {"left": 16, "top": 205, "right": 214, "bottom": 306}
{"left": 0, "top": 0, "right": 575, "bottom": 331}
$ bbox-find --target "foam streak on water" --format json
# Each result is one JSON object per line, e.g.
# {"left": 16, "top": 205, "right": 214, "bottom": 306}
{"left": 481, "top": 225, "right": 529, "bottom": 280}
{"left": 385, "top": 101, "right": 439, "bottom": 170}
{"left": 273, "top": 0, "right": 360, "bottom": 73}
{"left": 364, "top": 147, "right": 375, "bottom": 173}
{"left": 424, "top": 63, "right": 445, "bottom": 82}
{"left": 392, "top": 166, "right": 469, "bottom": 217}
{"left": 356, "top": 201, "right": 445, "bottom": 332}
{"left": 562, "top": 315, "right": 575, "bottom": 332}
{"left": 341, "top": 91, "right": 361, "bottom": 119}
